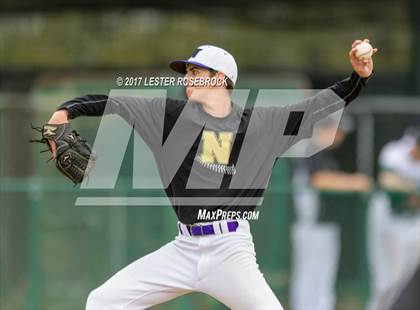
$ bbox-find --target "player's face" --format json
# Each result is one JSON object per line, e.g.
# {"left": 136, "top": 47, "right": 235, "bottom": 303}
{"left": 184, "top": 64, "right": 218, "bottom": 98}
{"left": 410, "top": 144, "right": 420, "bottom": 161}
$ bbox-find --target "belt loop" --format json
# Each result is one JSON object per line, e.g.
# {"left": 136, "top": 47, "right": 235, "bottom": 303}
{"left": 212, "top": 221, "right": 221, "bottom": 234}
{"left": 179, "top": 222, "right": 191, "bottom": 236}
{"left": 218, "top": 221, "right": 223, "bottom": 234}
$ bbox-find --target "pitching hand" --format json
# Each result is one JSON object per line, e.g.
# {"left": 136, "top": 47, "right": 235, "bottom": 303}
{"left": 349, "top": 39, "right": 378, "bottom": 78}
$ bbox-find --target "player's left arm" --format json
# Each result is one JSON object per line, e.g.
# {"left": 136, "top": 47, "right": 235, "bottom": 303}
{"left": 285, "top": 39, "right": 377, "bottom": 136}
{"left": 268, "top": 39, "right": 378, "bottom": 155}
{"left": 329, "top": 39, "right": 377, "bottom": 104}
{"left": 378, "top": 170, "right": 415, "bottom": 192}
{"left": 310, "top": 39, "right": 378, "bottom": 121}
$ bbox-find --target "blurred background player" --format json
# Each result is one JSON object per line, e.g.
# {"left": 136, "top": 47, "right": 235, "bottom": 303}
{"left": 367, "top": 126, "right": 420, "bottom": 310}
{"left": 290, "top": 115, "right": 372, "bottom": 310}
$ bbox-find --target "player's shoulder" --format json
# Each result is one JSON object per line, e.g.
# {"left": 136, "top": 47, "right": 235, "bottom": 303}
{"left": 251, "top": 105, "right": 282, "bottom": 120}
{"left": 381, "top": 137, "right": 411, "bottom": 155}
{"left": 379, "top": 138, "right": 411, "bottom": 167}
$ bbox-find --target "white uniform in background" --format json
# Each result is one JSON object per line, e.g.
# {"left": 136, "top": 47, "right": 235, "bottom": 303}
{"left": 290, "top": 168, "right": 340, "bottom": 310}
{"left": 367, "top": 134, "right": 420, "bottom": 310}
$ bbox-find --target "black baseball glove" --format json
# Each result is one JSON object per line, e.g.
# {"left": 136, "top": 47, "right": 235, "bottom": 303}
{"left": 31, "top": 123, "right": 96, "bottom": 184}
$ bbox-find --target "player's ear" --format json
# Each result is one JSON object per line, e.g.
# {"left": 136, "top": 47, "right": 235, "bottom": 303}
{"left": 214, "top": 71, "right": 226, "bottom": 86}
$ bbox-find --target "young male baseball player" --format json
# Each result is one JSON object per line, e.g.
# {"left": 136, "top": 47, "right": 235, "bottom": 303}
{"left": 47, "top": 39, "right": 376, "bottom": 309}
{"left": 368, "top": 127, "right": 420, "bottom": 309}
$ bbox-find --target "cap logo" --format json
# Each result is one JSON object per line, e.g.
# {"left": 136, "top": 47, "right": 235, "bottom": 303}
{"left": 190, "top": 48, "right": 202, "bottom": 58}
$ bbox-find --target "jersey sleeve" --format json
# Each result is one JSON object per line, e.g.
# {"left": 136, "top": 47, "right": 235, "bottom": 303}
{"left": 292, "top": 71, "right": 371, "bottom": 133}
{"left": 259, "top": 71, "right": 371, "bottom": 156}
{"left": 57, "top": 94, "right": 166, "bottom": 150}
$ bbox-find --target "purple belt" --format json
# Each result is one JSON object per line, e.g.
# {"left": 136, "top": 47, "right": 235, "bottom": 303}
{"left": 179, "top": 220, "right": 239, "bottom": 236}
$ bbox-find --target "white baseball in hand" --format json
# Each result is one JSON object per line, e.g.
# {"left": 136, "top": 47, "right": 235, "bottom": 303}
{"left": 355, "top": 42, "right": 373, "bottom": 60}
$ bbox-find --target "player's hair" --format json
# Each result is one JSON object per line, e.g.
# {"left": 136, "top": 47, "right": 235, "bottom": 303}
{"left": 225, "top": 78, "right": 234, "bottom": 90}
{"left": 405, "top": 126, "right": 420, "bottom": 145}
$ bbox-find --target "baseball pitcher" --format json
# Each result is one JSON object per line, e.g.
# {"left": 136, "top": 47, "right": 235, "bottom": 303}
{"left": 39, "top": 39, "right": 376, "bottom": 309}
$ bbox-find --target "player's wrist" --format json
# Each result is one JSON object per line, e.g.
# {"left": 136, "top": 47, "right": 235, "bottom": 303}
{"left": 352, "top": 70, "right": 373, "bottom": 84}
{"left": 48, "top": 109, "right": 69, "bottom": 124}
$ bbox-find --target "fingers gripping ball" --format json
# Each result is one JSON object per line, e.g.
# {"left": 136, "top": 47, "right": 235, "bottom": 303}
{"left": 32, "top": 123, "right": 96, "bottom": 184}
{"left": 355, "top": 42, "right": 373, "bottom": 60}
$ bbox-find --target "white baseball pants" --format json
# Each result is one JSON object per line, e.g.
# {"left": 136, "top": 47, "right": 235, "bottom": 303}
{"left": 86, "top": 220, "right": 283, "bottom": 309}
